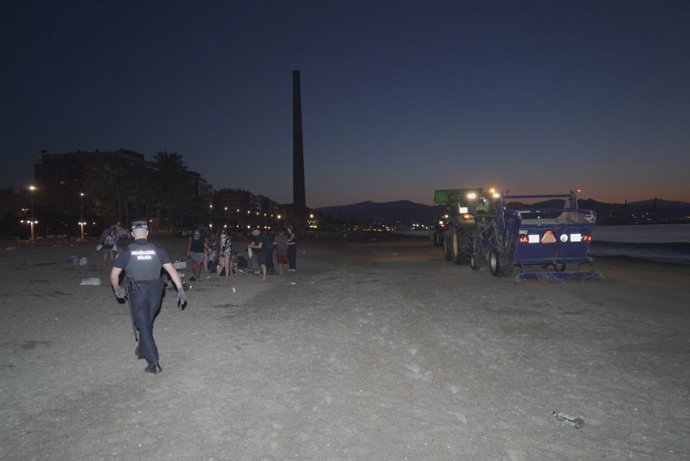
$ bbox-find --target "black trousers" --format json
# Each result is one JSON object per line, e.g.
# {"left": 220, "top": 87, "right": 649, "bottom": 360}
{"left": 130, "top": 281, "right": 163, "bottom": 363}
{"left": 287, "top": 244, "right": 297, "bottom": 270}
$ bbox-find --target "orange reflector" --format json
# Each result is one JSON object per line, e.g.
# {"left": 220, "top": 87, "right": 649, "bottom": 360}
{"left": 519, "top": 235, "right": 529, "bottom": 244}
{"left": 583, "top": 235, "right": 592, "bottom": 242}
{"left": 541, "top": 230, "right": 557, "bottom": 244}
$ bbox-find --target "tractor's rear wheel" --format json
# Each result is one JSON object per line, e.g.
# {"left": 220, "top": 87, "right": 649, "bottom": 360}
{"left": 452, "top": 228, "right": 472, "bottom": 265}
{"left": 489, "top": 246, "right": 513, "bottom": 277}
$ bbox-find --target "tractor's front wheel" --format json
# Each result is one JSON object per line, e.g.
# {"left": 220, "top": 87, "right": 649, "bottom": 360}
{"left": 443, "top": 234, "right": 452, "bottom": 260}
{"left": 470, "top": 253, "right": 482, "bottom": 271}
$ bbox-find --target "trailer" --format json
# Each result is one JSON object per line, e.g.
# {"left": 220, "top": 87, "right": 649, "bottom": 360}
{"left": 470, "top": 192, "right": 603, "bottom": 282}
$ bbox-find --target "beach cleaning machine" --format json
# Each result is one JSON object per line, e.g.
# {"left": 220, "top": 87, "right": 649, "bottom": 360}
{"left": 469, "top": 191, "right": 603, "bottom": 282}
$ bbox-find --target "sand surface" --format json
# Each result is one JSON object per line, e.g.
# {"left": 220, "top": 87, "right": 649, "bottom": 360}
{"left": 1, "top": 236, "right": 689, "bottom": 460}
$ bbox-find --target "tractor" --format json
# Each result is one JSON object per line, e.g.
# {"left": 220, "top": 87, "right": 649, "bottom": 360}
{"left": 433, "top": 188, "right": 489, "bottom": 265}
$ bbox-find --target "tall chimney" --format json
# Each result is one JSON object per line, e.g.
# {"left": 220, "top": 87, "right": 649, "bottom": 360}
{"left": 292, "top": 70, "right": 306, "bottom": 215}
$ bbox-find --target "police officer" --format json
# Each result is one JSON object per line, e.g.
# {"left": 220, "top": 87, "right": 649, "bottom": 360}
{"left": 110, "top": 219, "right": 187, "bottom": 374}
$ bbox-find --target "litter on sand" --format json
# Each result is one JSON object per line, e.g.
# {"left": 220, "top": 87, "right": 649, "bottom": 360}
{"left": 68, "top": 255, "right": 88, "bottom": 265}
{"left": 552, "top": 410, "right": 585, "bottom": 429}
{"left": 80, "top": 277, "right": 102, "bottom": 286}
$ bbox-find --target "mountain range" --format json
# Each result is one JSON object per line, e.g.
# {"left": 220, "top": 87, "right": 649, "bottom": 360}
{"left": 316, "top": 198, "right": 690, "bottom": 225}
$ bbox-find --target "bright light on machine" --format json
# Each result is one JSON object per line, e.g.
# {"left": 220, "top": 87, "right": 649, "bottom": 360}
{"left": 466, "top": 192, "right": 477, "bottom": 200}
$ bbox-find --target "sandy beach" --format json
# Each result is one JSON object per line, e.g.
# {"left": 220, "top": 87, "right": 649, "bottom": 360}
{"left": 1, "top": 236, "right": 689, "bottom": 460}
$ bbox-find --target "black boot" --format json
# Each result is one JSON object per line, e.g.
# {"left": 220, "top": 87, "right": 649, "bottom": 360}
{"left": 135, "top": 346, "right": 144, "bottom": 360}
{"left": 145, "top": 361, "right": 162, "bottom": 374}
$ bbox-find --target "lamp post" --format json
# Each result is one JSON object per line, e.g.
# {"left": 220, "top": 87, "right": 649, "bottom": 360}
{"left": 79, "top": 192, "right": 85, "bottom": 240}
{"left": 29, "top": 185, "right": 36, "bottom": 242}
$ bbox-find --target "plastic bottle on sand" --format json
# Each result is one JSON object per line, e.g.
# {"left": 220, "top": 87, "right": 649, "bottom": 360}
{"left": 552, "top": 410, "right": 585, "bottom": 429}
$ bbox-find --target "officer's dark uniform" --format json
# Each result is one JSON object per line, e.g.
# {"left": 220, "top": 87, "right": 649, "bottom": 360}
{"left": 113, "top": 236, "right": 172, "bottom": 367}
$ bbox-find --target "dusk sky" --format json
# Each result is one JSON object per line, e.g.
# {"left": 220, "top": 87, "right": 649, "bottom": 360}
{"left": 1, "top": 0, "right": 688, "bottom": 208}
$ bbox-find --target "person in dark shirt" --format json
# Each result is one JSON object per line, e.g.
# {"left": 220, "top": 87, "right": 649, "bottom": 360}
{"left": 110, "top": 219, "right": 187, "bottom": 374}
{"left": 287, "top": 226, "right": 298, "bottom": 271}
{"left": 187, "top": 225, "right": 209, "bottom": 281}
{"left": 248, "top": 228, "right": 271, "bottom": 281}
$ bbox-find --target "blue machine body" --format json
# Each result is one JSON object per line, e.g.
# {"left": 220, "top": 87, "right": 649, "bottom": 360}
{"left": 472, "top": 192, "right": 603, "bottom": 282}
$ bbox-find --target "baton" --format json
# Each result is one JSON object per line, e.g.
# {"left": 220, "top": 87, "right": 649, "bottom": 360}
{"left": 124, "top": 277, "right": 141, "bottom": 343}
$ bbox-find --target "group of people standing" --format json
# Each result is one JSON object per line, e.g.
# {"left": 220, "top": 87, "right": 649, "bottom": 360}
{"left": 188, "top": 225, "right": 297, "bottom": 282}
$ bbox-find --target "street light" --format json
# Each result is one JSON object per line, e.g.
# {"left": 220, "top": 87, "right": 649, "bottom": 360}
{"left": 29, "top": 185, "right": 36, "bottom": 242}
{"left": 79, "top": 192, "right": 85, "bottom": 240}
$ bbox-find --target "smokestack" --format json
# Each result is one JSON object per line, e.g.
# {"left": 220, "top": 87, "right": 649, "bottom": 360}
{"left": 292, "top": 70, "right": 306, "bottom": 214}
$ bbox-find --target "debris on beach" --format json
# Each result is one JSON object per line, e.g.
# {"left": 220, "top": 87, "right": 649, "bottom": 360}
{"left": 68, "top": 255, "right": 88, "bottom": 265}
{"left": 552, "top": 410, "right": 585, "bottom": 428}
{"left": 80, "top": 277, "right": 102, "bottom": 286}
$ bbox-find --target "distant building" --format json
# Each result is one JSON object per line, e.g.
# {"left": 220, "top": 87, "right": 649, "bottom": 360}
{"left": 212, "top": 189, "right": 279, "bottom": 231}
{"left": 255, "top": 194, "right": 280, "bottom": 230}
{"left": 213, "top": 188, "right": 253, "bottom": 229}
{"left": 0, "top": 188, "right": 26, "bottom": 235}
{"left": 33, "top": 149, "right": 213, "bottom": 233}
{"left": 0, "top": 188, "right": 23, "bottom": 218}
{"left": 34, "top": 149, "right": 149, "bottom": 231}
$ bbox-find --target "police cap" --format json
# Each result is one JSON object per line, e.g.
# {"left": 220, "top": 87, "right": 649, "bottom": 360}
{"left": 131, "top": 219, "right": 149, "bottom": 229}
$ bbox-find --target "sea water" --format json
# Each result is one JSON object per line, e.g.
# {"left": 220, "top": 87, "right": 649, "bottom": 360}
{"left": 591, "top": 223, "right": 690, "bottom": 264}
